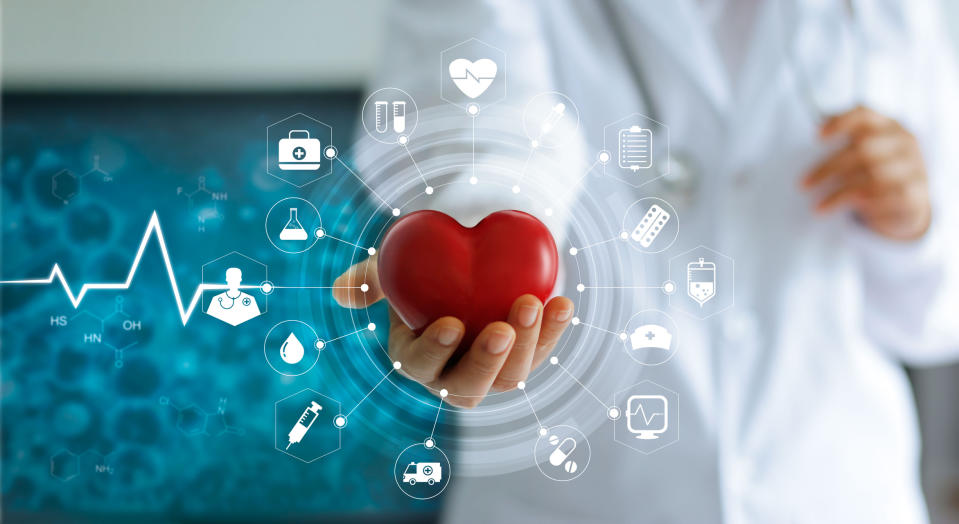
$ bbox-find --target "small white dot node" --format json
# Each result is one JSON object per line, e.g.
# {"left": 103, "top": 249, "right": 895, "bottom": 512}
{"left": 569, "top": 247, "right": 578, "bottom": 256}
{"left": 571, "top": 317, "right": 580, "bottom": 326}
{"left": 598, "top": 150, "right": 611, "bottom": 164}
{"left": 440, "top": 388, "right": 449, "bottom": 398}
{"left": 259, "top": 281, "right": 274, "bottom": 294}
{"left": 393, "top": 361, "right": 402, "bottom": 370}
{"left": 368, "top": 323, "right": 377, "bottom": 332}
{"left": 512, "top": 185, "right": 521, "bottom": 194}
{"left": 367, "top": 247, "right": 377, "bottom": 256}
{"left": 531, "top": 139, "right": 539, "bottom": 148}
{"left": 360, "top": 283, "right": 370, "bottom": 292}
{"left": 619, "top": 332, "right": 628, "bottom": 341}
{"left": 334, "top": 415, "right": 347, "bottom": 428}
{"left": 398, "top": 135, "right": 409, "bottom": 145}
{"left": 544, "top": 208, "right": 553, "bottom": 216}
{"left": 538, "top": 426, "right": 549, "bottom": 436}
{"left": 549, "top": 356, "right": 559, "bottom": 365}
{"left": 324, "top": 146, "right": 338, "bottom": 159}
{"left": 607, "top": 406, "right": 622, "bottom": 420}
{"left": 392, "top": 208, "right": 401, "bottom": 217}
{"left": 424, "top": 438, "right": 435, "bottom": 449}
{"left": 315, "top": 340, "right": 325, "bottom": 350}
{"left": 576, "top": 283, "right": 585, "bottom": 292}
{"left": 517, "top": 381, "right": 526, "bottom": 390}
{"left": 314, "top": 228, "right": 326, "bottom": 239}
{"left": 469, "top": 176, "right": 478, "bottom": 185}
{"left": 620, "top": 231, "right": 629, "bottom": 240}
{"left": 467, "top": 103, "right": 479, "bottom": 115}
{"left": 425, "top": 186, "right": 434, "bottom": 195}
{"left": 663, "top": 280, "right": 676, "bottom": 294}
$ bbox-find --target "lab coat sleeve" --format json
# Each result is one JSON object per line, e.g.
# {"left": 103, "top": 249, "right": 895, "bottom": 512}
{"left": 853, "top": 0, "right": 959, "bottom": 366}
{"left": 355, "top": 0, "right": 589, "bottom": 238}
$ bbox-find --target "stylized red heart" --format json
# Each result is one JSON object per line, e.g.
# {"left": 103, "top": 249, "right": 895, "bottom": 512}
{"left": 378, "top": 210, "right": 558, "bottom": 353}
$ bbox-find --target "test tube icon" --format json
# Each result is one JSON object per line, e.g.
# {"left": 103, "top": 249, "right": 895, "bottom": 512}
{"left": 392, "top": 101, "right": 406, "bottom": 133}
{"left": 286, "top": 401, "right": 322, "bottom": 449}
{"left": 374, "top": 101, "right": 388, "bottom": 133}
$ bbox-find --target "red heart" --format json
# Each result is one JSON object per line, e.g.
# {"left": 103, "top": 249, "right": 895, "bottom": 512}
{"left": 378, "top": 210, "right": 558, "bottom": 352}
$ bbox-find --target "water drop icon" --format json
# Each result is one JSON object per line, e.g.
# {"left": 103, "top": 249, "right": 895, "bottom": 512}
{"left": 280, "top": 333, "right": 304, "bottom": 364}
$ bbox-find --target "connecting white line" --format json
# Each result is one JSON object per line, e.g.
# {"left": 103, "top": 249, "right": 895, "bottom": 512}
{"left": 0, "top": 211, "right": 231, "bottom": 325}
{"left": 557, "top": 159, "right": 600, "bottom": 201}
{"left": 345, "top": 367, "right": 395, "bottom": 417}
{"left": 555, "top": 361, "right": 610, "bottom": 410}
{"left": 401, "top": 143, "right": 431, "bottom": 189}
{"left": 520, "top": 387, "right": 544, "bottom": 429}
{"left": 571, "top": 319, "right": 621, "bottom": 337}
{"left": 514, "top": 146, "right": 537, "bottom": 186}
{"left": 580, "top": 285, "right": 666, "bottom": 290}
{"left": 324, "top": 325, "right": 374, "bottom": 345}
{"left": 335, "top": 157, "right": 394, "bottom": 210}
{"left": 323, "top": 232, "right": 374, "bottom": 254}
{"left": 568, "top": 235, "right": 619, "bottom": 253}
{"left": 428, "top": 396, "right": 444, "bottom": 440}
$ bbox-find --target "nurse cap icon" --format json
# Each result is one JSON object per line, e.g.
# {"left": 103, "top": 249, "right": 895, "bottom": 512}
{"left": 206, "top": 267, "right": 262, "bottom": 326}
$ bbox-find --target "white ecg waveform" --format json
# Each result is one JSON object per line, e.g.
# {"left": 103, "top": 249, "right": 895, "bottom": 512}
{"left": 627, "top": 402, "right": 664, "bottom": 426}
{"left": 0, "top": 211, "right": 241, "bottom": 325}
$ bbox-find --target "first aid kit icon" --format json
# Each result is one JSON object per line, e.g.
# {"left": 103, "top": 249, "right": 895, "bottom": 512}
{"left": 279, "top": 130, "right": 322, "bottom": 171}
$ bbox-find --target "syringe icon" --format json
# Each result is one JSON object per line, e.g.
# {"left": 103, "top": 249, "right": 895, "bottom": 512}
{"left": 539, "top": 102, "right": 566, "bottom": 136}
{"left": 286, "top": 401, "right": 322, "bottom": 450}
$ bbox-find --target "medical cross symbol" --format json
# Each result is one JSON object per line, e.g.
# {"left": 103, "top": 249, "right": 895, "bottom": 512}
{"left": 293, "top": 146, "right": 306, "bottom": 159}
{"left": 645, "top": 331, "right": 656, "bottom": 341}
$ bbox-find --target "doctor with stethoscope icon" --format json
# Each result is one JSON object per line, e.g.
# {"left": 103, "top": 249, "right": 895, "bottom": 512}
{"left": 206, "top": 267, "right": 261, "bottom": 326}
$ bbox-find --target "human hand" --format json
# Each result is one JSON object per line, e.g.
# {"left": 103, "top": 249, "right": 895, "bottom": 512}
{"left": 332, "top": 256, "right": 574, "bottom": 408}
{"left": 803, "top": 106, "right": 932, "bottom": 241}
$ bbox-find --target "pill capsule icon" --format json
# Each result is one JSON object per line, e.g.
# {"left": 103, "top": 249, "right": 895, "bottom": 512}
{"left": 548, "top": 437, "right": 577, "bottom": 466}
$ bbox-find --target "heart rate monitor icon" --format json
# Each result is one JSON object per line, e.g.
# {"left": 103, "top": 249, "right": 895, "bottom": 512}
{"left": 448, "top": 58, "right": 498, "bottom": 99}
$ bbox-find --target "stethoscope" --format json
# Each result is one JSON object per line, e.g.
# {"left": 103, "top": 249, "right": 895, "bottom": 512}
{"left": 598, "top": 0, "right": 862, "bottom": 197}
{"left": 218, "top": 290, "right": 243, "bottom": 309}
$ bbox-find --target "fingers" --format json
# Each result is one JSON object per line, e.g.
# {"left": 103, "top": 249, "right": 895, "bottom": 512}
{"left": 531, "top": 296, "right": 574, "bottom": 370}
{"left": 391, "top": 310, "right": 465, "bottom": 384}
{"left": 821, "top": 106, "right": 895, "bottom": 139}
{"left": 332, "top": 256, "right": 384, "bottom": 308}
{"left": 440, "top": 322, "right": 515, "bottom": 408}
{"left": 491, "top": 295, "right": 544, "bottom": 392}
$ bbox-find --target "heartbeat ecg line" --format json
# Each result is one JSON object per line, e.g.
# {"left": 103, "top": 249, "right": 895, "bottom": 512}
{"left": 627, "top": 403, "right": 664, "bottom": 426}
{"left": 451, "top": 68, "right": 495, "bottom": 82}
{"left": 0, "top": 211, "right": 247, "bottom": 325}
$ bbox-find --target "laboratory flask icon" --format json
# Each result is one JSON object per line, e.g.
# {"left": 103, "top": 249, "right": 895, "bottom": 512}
{"left": 279, "top": 208, "right": 308, "bottom": 241}
{"left": 687, "top": 258, "right": 716, "bottom": 307}
{"left": 280, "top": 333, "right": 304, "bottom": 364}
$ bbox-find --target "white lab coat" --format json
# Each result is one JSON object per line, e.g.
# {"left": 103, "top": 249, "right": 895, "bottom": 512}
{"left": 363, "top": 1, "right": 959, "bottom": 522}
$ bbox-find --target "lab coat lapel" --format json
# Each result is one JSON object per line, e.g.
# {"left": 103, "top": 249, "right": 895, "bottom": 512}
{"left": 625, "top": 0, "right": 732, "bottom": 116}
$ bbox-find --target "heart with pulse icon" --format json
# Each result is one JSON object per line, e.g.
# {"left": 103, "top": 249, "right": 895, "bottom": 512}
{"left": 378, "top": 210, "right": 558, "bottom": 355}
{"left": 448, "top": 58, "right": 498, "bottom": 99}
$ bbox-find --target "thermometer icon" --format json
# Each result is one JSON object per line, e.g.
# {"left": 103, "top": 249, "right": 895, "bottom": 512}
{"left": 286, "top": 401, "right": 322, "bottom": 449}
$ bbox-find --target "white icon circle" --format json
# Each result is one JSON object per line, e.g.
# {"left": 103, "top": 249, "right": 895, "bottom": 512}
{"left": 264, "top": 320, "right": 321, "bottom": 376}
{"left": 361, "top": 87, "right": 419, "bottom": 144}
{"left": 394, "top": 442, "right": 452, "bottom": 500}
{"left": 265, "top": 197, "right": 321, "bottom": 254}
{"left": 621, "top": 197, "right": 679, "bottom": 254}
{"left": 534, "top": 425, "right": 590, "bottom": 481}
{"left": 621, "top": 309, "right": 680, "bottom": 366}
{"left": 522, "top": 92, "right": 580, "bottom": 149}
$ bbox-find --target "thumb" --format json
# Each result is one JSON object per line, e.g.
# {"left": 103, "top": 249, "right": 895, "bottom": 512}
{"left": 332, "top": 255, "right": 384, "bottom": 308}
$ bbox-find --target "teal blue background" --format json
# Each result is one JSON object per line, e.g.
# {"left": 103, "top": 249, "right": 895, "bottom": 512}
{"left": 1, "top": 93, "right": 449, "bottom": 523}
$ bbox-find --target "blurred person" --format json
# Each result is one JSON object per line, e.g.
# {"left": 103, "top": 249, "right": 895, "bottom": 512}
{"left": 335, "top": 1, "right": 959, "bottom": 522}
